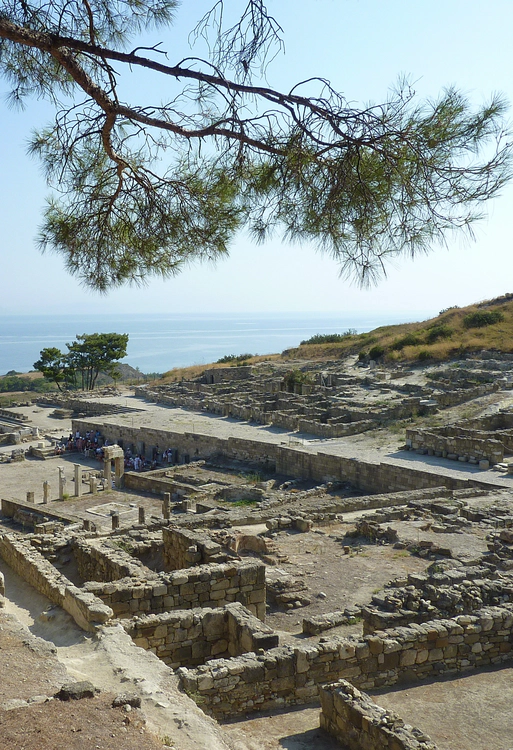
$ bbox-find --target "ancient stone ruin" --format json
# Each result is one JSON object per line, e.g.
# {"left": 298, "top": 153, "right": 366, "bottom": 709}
{"left": 2, "top": 355, "right": 513, "bottom": 748}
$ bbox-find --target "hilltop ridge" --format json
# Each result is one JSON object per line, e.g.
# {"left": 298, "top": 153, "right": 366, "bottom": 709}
{"left": 157, "top": 293, "right": 513, "bottom": 383}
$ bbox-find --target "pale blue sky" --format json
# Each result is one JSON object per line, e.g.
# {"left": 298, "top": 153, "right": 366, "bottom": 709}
{"left": 1, "top": 0, "right": 512, "bottom": 316}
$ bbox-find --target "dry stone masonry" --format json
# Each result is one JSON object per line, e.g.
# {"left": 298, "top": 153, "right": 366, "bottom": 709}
{"left": 178, "top": 604, "right": 513, "bottom": 719}
{"left": 3, "top": 359, "right": 513, "bottom": 747}
{"left": 319, "top": 679, "right": 437, "bottom": 750}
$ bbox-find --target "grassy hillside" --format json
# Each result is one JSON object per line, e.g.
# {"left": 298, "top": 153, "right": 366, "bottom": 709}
{"left": 284, "top": 294, "right": 513, "bottom": 364}
{"left": 152, "top": 294, "right": 513, "bottom": 384}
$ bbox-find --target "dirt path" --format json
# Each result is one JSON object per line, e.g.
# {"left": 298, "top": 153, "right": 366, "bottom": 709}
{"left": 222, "top": 706, "right": 340, "bottom": 750}
{"left": 374, "top": 668, "right": 513, "bottom": 750}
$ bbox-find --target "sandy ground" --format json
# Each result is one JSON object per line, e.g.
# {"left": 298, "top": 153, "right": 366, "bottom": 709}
{"left": 263, "top": 526, "right": 430, "bottom": 637}
{"left": 222, "top": 706, "right": 340, "bottom": 750}
{"left": 374, "top": 667, "right": 513, "bottom": 750}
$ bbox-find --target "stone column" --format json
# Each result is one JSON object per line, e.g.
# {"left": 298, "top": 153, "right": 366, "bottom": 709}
{"left": 111, "top": 512, "right": 120, "bottom": 530}
{"left": 103, "top": 458, "right": 112, "bottom": 488}
{"left": 103, "top": 445, "right": 124, "bottom": 491}
{"left": 162, "top": 492, "right": 171, "bottom": 520}
{"left": 58, "top": 466, "right": 66, "bottom": 500}
{"left": 74, "top": 464, "right": 83, "bottom": 498}
{"left": 42, "top": 481, "right": 49, "bottom": 505}
{"left": 114, "top": 456, "right": 124, "bottom": 488}
{"left": 26, "top": 491, "right": 35, "bottom": 504}
{"left": 138, "top": 506, "right": 146, "bottom": 525}
{"left": 83, "top": 519, "right": 91, "bottom": 531}
{"left": 89, "top": 476, "right": 98, "bottom": 495}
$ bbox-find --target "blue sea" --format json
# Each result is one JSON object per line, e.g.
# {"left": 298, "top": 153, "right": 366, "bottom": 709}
{"left": 0, "top": 312, "right": 434, "bottom": 375}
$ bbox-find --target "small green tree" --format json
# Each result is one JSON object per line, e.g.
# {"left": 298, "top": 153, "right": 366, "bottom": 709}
{"left": 33, "top": 347, "right": 67, "bottom": 391}
{"left": 34, "top": 333, "right": 129, "bottom": 390}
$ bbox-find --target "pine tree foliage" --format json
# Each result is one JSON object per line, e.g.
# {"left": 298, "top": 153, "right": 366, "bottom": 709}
{"left": 0, "top": 1, "right": 511, "bottom": 289}
{"left": 34, "top": 332, "right": 128, "bottom": 389}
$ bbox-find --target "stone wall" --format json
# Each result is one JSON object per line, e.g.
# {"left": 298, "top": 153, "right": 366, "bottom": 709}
{"left": 73, "top": 418, "right": 500, "bottom": 495}
{"left": 433, "top": 382, "right": 499, "bottom": 408}
{"left": 162, "top": 527, "right": 228, "bottom": 570}
{"left": 72, "top": 418, "right": 278, "bottom": 470}
{"left": 201, "top": 366, "right": 253, "bottom": 384}
{"left": 319, "top": 680, "right": 437, "bottom": 750}
{"left": 297, "top": 418, "right": 375, "bottom": 439}
{"left": 406, "top": 427, "right": 504, "bottom": 465}
{"left": 124, "top": 602, "right": 278, "bottom": 669}
{"left": 0, "top": 407, "right": 29, "bottom": 423}
{"left": 0, "top": 533, "right": 113, "bottom": 632}
{"left": 124, "top": 469, "right": 179, "bottom": 494}
{"left": 1, "top": 497, "right": 79, "bottom": 528}
{"left": 73, "top": 538, "right": 155, "bottom": 582}
{"left": 179, "top": 604, "right": 513, "bottom": 719}
{"left": 83, "top": 560, "right": 266, "bottom": 620}
{"left": 274, "top": 447, "right": 487, "bottom": 494}
{"left": 362, "top": 565, "right": 513, "bottom": 633}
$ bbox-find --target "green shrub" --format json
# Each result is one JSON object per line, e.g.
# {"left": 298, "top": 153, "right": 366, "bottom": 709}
{"left": 463, "top": 311, "right": 504, "bottom": 329}
{"left": 0, "top": 375, "right": 56, "bottom": 393}
{"left": 216, "top": 353, "right": 254, "bottom": 364}
{"left": 300, "top": 330, "right": 357, "bottom": 345}
{"left": 369, "top": 345, "right": 385, "bottom": 360}
{"left": 390, "top": 333, "right": 421, "bottom": 350}
{"left": 439, "top": 305, "right": 459, "bottom": 315}
{"left": 417, "top": 349, "right": 431, "bottom": 361}
{"left": 426, "top": 324, "right": 453, "bottom": 343}
{"left": 283, "top": 369, "right": 314, "bottom": 391}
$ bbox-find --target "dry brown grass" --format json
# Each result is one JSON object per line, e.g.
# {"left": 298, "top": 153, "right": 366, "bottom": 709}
{"left": 157, "top": 353, "right": 280, "bottom": 384}
{"left": 152, "top": 294, "right": 513, "bottom": 379}
{"left": 288, "top": 295, "right": 513, "bottom": 364}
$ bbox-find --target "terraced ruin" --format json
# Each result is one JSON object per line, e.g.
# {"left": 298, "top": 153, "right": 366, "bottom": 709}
{"left": 2, "top": 353, "right": 513, "bottom": 749}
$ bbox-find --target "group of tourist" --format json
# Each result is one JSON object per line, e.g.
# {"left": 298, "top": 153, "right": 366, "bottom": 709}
{"left": 54, "top": 429, "right": 104, "bottom": 458}
{"left": 53, "top": 430, "right": 177, "bottom": 473}
{"left": 124, "top": 446, "right": 175, "bottom": 471}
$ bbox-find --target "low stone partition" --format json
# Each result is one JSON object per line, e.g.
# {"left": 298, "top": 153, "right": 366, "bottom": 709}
{"left": 433, "top": 382, "right": 499, "bottom": 408}
{"left": 362, "top": 564, "right": 513, "bottom": 633}
{"left": 1, "top": 497, "right": 80, "bottom": 528}
{"left": 487, "top": 528, "right": 513, "bottom": 562}
{"left": 38, "top": 395, "right": 142, "bottom": 417}
{"left": 124, "top": 602, "right": 278, "bottom": 669}
{"left": 84, "top": 560, "right": 266, "bottom": 620}
{"left": 162, "top": 527, "right": 228, "bottom": 570}
{"left": 0, "top": 533, "right": 113, "bottom": 632}
{"left": 302, "top": 607, "right": 362, "bottom": 635}
{"left": 298, "top": 419, "right": 375, "bottom": 439}
{"left": 0, "top": 407, "right": 29, "bottom": 422}
{"left": 73, "top": 538, "right": 156, "bottom": 582}
{"left": 123, "top": 469, "right": 179, "bottom": 494}
{"left": 319, "top": 679, "right": 437, "bottom": 750}
{"left": 179, "top": 604, "right": 513, "bottom": 719}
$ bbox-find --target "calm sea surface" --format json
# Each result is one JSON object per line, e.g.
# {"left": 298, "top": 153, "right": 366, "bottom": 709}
{"left": 0, "top": 312, "right": 433, "bottom": 375}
